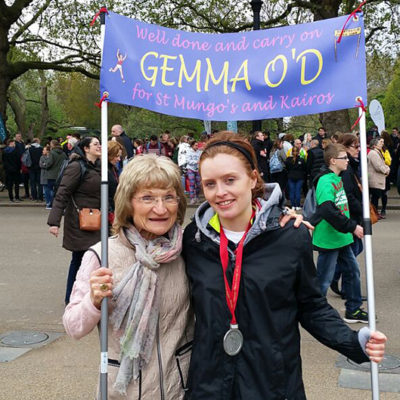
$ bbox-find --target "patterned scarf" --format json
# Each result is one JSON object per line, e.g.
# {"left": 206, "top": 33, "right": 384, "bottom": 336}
{"left": 110, "top": 223, "right": 183, "bottom": 395}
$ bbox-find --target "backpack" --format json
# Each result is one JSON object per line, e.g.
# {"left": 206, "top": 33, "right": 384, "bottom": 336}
{"left": 269, "top": 151, "right": 283, "bottom": 174}
{"left": 302, "top": 186, "right": 322, "bottom": 225}
{"left": 145, "top": 142, "right": 162, "bottom": 155}
{"left": 53, "top": 159, "right": 87, "bottom": 197}
{"left": 21, "top": 149, "right": 32, "bottom": 168}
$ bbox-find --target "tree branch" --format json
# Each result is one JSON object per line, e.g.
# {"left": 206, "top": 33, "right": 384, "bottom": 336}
{"left": 365, "top": 26, "right": 385, "bottom": 43}
{"left": 14, "top": 37, "right": 99, "bottom": 58}
{"left": 9, "top": 60, "right": 99, "bottom": 80}
{"left": 3, "top": 0, "right": 35, "bottom": 25}
{"left": 10, "top": 0, "right": 52, "bottom": 44}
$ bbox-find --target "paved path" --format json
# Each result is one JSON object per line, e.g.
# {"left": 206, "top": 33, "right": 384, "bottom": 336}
{"left": 0, "top": 193, "right": 399, "bottom": 399}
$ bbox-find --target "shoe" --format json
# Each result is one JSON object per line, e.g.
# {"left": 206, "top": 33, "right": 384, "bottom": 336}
{"left": 330, "top": 280, "right": 343, "bottom": 296}
{"left": 378, "top": 213, "right": 385, "bottom": 220}
{"left": 343, "top": 308, "right": 369, "bottom": 324}
{"left": 14, "top": 198, "right": 23, "bottom": 203}
{"left": 380, "top": 210, "right": 386, "bottom": 217}
{"left": 0, "top": 184, "right": 5, "bottom": 192}
{"left": 45, "top": 206, "right": 52, "bottom": 210}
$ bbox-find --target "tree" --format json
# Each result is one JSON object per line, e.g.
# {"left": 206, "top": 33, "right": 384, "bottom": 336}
{"left": 382, "top": 59, "right": 400, "bottom": 129}
{"left": 1, "top": 0, "right": 399, "bottom": 136}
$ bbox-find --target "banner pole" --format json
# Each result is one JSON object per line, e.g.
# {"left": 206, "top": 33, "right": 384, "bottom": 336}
{"left": 99, "top": 8, "right": 109, "bottom": 400}
{"left": 357, "top": 98, "right": 379, "bottom": 400}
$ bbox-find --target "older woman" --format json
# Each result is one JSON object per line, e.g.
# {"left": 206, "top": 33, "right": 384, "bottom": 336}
{"left": 63, "top": 154, "right": 194, "bottom": 399}
{"left": 48, "top": 136, "right": 101, "bottom": 305}
{"left": 368, "top": 138, "right": 390, "bottom": 218}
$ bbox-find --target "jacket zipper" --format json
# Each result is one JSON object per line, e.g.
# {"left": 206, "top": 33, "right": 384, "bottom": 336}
{"left": 156, "top": 319, "right": 165, "bottom": 400}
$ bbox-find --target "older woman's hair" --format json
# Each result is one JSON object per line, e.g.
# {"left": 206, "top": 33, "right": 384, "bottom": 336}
{"left": 112, "top": 154, "right": 186, "bottom": 234}
{"left": 108, "top": 140, "right": 123, "bottom": 163}
{"left": 369, "top": 138, "right": 381, "bottom": 148}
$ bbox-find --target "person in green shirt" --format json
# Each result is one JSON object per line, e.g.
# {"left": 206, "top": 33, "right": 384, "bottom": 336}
{"left": 313, "top": 143, "right": 368, "bottom": 323}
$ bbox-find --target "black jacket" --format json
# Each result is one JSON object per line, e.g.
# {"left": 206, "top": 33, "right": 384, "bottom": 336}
{"left": 285, "top": 156, "right": 306, "bottom": 181}
{"left": 251, "top": 139, "right": 268, "bottom": 177}
{"left": 120, "top": 132, "right": 134, "bottom": 158}
{"left": 28, "top": 144, "right": 43, "bottom": 170}
{"left": 183, "top": 186, "right": 368, "bottom": 400}
{"left": 340, "top": 155, "right": 363, "bottom": 225}
{"left": 306, "top": 147, "right": 324, "bottom": 181}
{"left": 2, "top": 147, "right": 20, "bottom": 173}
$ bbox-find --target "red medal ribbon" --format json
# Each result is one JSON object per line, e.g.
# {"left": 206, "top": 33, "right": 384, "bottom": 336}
{"left": 219, "top": 209, "right": 255, "bottom": 326}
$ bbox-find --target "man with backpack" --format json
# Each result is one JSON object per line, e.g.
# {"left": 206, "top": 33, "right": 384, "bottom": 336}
{"left": 145, "top": 134, "right": 166, "bottom": 156}
{"left": 312, "top": 143, "right": 367, "bottom": 324}
{"left": 45, "top": 140, "right": 67, "bottom": 209}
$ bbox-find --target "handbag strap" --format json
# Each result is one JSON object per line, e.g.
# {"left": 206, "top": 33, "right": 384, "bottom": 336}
{"left": 71, "top": 196, "right": 80, "bottom": 213}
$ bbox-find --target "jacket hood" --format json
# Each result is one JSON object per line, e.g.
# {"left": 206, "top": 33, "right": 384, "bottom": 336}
{"left": 193, "top": 182, "right": 284, "bottom": 247}
{"left": 31, "top": 143, "right": 41, "bottom": 148}
{"left": 52, "top": 147, "right": 64, "bottom": 155}
{"left": 312, "top": 165, "right": 331, "bottom": 187}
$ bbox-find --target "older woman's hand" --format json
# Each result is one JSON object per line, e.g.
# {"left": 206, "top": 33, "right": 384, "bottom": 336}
{"left": 89, "top": 268, "right": 114, "bottom": 309}
{"left": 366, "top": 331, "right": 387, "bottom": 364}
{"left": 280, "top": 208, "right": 314, "bottom": 230}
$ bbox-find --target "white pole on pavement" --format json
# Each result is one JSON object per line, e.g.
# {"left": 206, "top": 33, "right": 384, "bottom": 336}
{"left": 99, "top": 8, "right": 109, "bottom": 400}
{"left": 357, "top": 98, "right": 380, "bottom": 399}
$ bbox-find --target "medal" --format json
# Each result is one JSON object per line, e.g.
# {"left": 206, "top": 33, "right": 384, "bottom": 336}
{"left": 223, "top": 324, "right": 243, "bottom": 356}
{"left": 219, "top": 209, "right": 256, "bottom": 356}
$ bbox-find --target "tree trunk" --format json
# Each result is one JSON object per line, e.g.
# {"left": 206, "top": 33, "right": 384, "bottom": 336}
{"left": 39, "top": 71, "right": 49, "bottom": 138}
{"left": 312, "top": 0, "right": 352, "bottom": 133}
{"left": 0, "top": 25, "right": 10, "bottom": 127}
{"left": 319, "top": 109, "right": 352, "bottom": 135}
{"left": 8, "top": 85, "right": 27, "bottom": 136}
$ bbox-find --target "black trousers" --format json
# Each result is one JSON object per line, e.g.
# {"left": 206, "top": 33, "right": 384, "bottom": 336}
{"left": 5, "top": 171, "right": 20, "bottom": 200}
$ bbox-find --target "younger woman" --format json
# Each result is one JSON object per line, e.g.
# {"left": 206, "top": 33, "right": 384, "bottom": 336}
{"left": 186, "top": 139, "right": 202, "bottom": 205}
{"left": 182, "top": 131, "right": 386, "bottom": 400}
{"left": 285, "top": 146, "right": 306, "bottom": 210}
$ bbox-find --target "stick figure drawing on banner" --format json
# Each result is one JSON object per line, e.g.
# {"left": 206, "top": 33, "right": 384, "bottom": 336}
{"left": 109, "top": 49, "right": 127, "bottom": 83}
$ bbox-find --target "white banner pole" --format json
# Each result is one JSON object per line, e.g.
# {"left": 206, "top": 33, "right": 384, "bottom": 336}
{"left": 99, "top": 8, "right": 109, "bottom": 400}
{"left": 357, "top": 98, "right": 380, "bottom": 399}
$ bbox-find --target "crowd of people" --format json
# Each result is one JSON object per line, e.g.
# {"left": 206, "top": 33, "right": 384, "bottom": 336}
{"left": 0, "top": 125, "right": 390, "bottom": 399}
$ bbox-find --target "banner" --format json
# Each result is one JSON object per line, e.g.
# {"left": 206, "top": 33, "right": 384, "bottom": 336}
{"left": 100, "top": 12, "right": 367, "bottom": 121}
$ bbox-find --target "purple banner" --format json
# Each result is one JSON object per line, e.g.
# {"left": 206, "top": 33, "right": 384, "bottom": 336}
{"left": 100, "top": 12, "right": 366, "bottom": 121}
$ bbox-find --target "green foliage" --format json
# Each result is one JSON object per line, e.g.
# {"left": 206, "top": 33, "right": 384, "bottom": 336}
{"left": 382, "top": 60, "right": 400, "bottom": 129}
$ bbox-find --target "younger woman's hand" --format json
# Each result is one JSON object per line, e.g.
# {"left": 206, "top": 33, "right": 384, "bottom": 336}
{"left": 89, "top": 268, "right": 114, "bottom": 309}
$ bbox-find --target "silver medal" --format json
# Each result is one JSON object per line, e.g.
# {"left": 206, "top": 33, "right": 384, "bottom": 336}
{"left": 223, "top": 324, "right": 243, "bottom": 356}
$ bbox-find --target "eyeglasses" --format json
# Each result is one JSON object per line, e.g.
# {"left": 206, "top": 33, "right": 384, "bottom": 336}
{"left": 133, "top": 195, "right": 180, "bottom": 206}
{"left": 335, "top": 156, "right": 349, "bottom": 160}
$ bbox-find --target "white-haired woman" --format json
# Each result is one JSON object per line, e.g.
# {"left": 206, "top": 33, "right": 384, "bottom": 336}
{"left": 63, "top": 154, "right": 194, "bottom": 399}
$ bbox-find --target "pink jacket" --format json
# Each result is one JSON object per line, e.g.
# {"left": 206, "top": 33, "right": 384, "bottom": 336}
{"left": 63, "top": 231, "right": 194, "bottom": 400}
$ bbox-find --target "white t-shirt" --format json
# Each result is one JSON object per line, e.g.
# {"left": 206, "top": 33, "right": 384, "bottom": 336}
{"left": 223, "top": 229, "right": 245, "bottom": 245}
